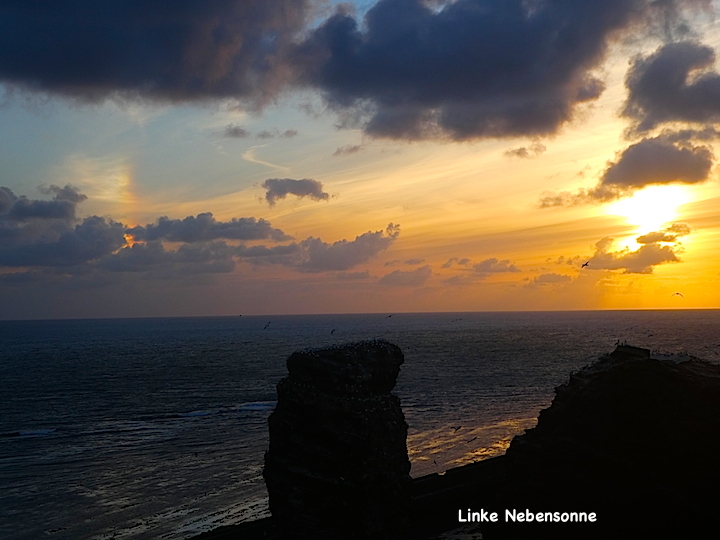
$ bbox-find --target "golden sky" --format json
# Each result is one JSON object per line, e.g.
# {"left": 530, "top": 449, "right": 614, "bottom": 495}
{"left": 1, "top": 0, "right": 719, "bottom": 318}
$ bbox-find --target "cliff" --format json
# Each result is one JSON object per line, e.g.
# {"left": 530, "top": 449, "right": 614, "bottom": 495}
{"left": 479, "top": 345, "right": 720, "bottom": 539}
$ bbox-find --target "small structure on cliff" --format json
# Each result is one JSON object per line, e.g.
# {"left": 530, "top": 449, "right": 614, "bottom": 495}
{"left": 263, "top": 340, "right": 412, "bottom": 540}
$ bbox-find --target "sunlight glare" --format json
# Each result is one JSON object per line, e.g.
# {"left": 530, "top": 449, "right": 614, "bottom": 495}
{"left": 608, "top": 185, "right": 690, "bottom": 236}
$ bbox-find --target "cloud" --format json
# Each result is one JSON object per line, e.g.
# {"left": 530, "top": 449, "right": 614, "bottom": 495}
{"left": 385, "top": 257, "right": 425, "bottom": 266}
{"left": 441, "top": 257, "right": 471, "bottom": 269}
{"left": 473, "top": 258, "right": 521, "bottom": 276}
{"left": 333, "top": 144, "right": 364, "bottom": 157}
{"left": 0, "top": 215, "right": 127, "bottom": 267}
{"left": 98, "top": 240, "right": 237, "bottom": 275}
{"left": 298, "top": 223, "right": 400, "bottom": 272}
{"left": 0, "top": 0, "right": 312, "bottom": 106}
{"left": 0, "top": 184, "right": 86, "bottom": 222}
{"left": 294, "top": 0, "right": 703, "bottom": 140}
{"left": 0, "top": 185, "right": 127, "bottom": 267}
{"left": 128, "top": 213, "right": 291, "bottom": 242}
{"left": 223, "top": 124, "right": 250, "bottom": 138}
{"left": 524, "top": 273, "right": 573, "bottom": 289}
{"left": 337, "top": 270, "right": 371, "bottom": 280}
{"left": 585, "top": 235, "right": 684, "bottom": 274}
{"left": 262, "top": 178, "right": 330, "bottom": 206}
{"left": 540, "top": 135, "right": 714, "bottom": 206}
{"left": 624, "top": 41, "right": 720, "bottom": 132}
{"left": 504, "top": 142, "right": 546, "bottom": 159}
{"left": 379, "top": 265, "right": 432, "bottom": 286}
{"left": 1, "top": 186, "right": 401, "bottom": 284}
{"left": 221, "top": 126, "right": 298, "bottom": 139}
{"left": 636, "top": 223, "right": 691, "bottom": 244}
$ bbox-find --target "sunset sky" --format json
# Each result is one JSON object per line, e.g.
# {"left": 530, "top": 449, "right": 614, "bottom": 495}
{"left": 2, "top": 0, "right": 720, "bottom": 319}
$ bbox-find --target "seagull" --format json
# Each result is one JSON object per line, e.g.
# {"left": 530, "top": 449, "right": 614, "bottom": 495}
{"left": 452, "top": 426, "right": 462, "bottom": 432}
{"left": 672, "top": 292, "right": 684, "bottom": 298}
{"left": 581, "top": 261, "right": 589, "bottom": 268}
{"left": 263, "top": 321, "right": 271, "bottom": 330}
{"left": 385, "top": 314, "right": 395, "bottom": 319}
{"left": 330, "top": 328, "right": 336, "bottom": 334}
{"left": 467, "top": 436, "right": 477, "bottom": 443}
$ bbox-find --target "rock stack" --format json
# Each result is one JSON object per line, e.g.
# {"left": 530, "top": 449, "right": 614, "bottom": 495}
{"left": 263, "top": 340, "right": 411, "bottom": 539}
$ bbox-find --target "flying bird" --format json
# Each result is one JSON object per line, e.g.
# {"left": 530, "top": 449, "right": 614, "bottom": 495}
{"left": 263, "top": 321, "right": 271, "bottom": 330}
{"left": 581, "top": 261, "right": 589, "bottom": 268}
{"left": 452, "top": 426, "right": 462, "bottom": 432}
{"left": 330, "top": 328, "right": 336, "bottom": 334}
{"left": 672, "top": 292, "right": 684, "bottom": 298}
{"left": 467, "top": 436, "right": 477, "bottom": 443}
{"left": 385, "top": 314, "right": 394, "bottom": 319}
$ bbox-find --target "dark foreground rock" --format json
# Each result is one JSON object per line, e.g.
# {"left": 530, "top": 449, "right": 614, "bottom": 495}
{"left": 480, "top": 345, "right": 720, "bottom": 539}
{"left": 263, "top": 340, "right": 412, "bottom": 539}
{"left": 193, "top": 344, "right": 720, "bottom": 540}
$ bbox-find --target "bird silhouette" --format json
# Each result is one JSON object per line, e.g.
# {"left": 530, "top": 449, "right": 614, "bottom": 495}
{"left": 330, "top": 328, "right": 336, "bottom": 334}
{"left": 581, "top": 261, "right": 589, "bottom": 268}
{"left": 452, "top": 426, "right": 462, "bottom": 432}
{"left": 263, "top": 321, "right": 271, "bottom": 330}
{"left": 467, "top": 436, "right": 477, "bottom": 443}
{"left": 672, "top": 292, "right": 684, "bottom": 298}
{"left": 385, "top": 314, "right": 395, "bottom": 319}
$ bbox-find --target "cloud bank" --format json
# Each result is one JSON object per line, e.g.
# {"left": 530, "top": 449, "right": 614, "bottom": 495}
{"left": 294, "top": 0, "right": 705, "bottom": 140}
{"left": 0, "top": 0, "right": 312, "bottom": 106}
{"left": 1, "top": 185, "right": 399, "bottom": 281}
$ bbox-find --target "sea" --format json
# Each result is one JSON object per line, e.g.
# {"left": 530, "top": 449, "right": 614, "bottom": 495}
{"left": 1, "top": 310, "right": 719, "bottom": 540}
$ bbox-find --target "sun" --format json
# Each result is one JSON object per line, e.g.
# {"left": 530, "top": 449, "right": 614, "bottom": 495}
{"left": 607, "top": 185, "right": 691, "bottom": 237}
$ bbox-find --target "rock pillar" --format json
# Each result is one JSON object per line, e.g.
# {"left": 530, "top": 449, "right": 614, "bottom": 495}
{"left": 263, "top": 340, "right": 411, "bottom": 539}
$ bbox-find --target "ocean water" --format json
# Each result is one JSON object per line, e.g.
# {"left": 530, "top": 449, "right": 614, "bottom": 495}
{"left": 1, "top": 310, "right": 718, "bottom": 539}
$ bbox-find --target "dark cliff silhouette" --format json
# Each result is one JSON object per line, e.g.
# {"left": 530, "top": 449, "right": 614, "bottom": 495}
{"left": 193, "top": 344, "right": 720, "bottom": 540}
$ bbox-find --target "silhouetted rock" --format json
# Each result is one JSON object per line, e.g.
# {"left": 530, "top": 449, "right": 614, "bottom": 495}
{"left": 480, "top": 345, "right": 720, "bottom": 540}
{"left": 263, "top": 340, "right": 411, "bottom": 539}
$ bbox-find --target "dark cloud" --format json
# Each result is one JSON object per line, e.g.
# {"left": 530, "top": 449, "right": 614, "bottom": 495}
{"left": 379, "top": 265, "right": 431, "bottom": 286}
{"left": 0, "top": 215, "right": 127, "bottom": 267}
{"left": 221, "top": 126, "right": 298, "bottom": 139}
{"left": 540, "top": 135, "right": 714, "bottom": 206}
{"left": 0, "top": 0, "right": 312, "bottom": 105}
{"left": 473, "top": 258, "right": 521, "bottom": 275}
{"left": 333, "top": 144, "right": 364, "bottom": 157}
{"left": 223, "top": 124, "right": 250, "bottom": 138}
{"left": 98, "top": 240, "right": 237, "bottom": 275}
{"left": 441, "top": 257, "right": 471, "bottom": 268}
{"left": 1, "top": 186, "right": 400, "bottom": 284}
{"left": 262, "top": 178, "right": 330, "bottom": 206}
{"left": 586, "top": 235, "right": 683, "bottom": 274}
{"left": 294, "top": 0, "right": 703, "bottom": 140}
{"left": 0, "top": 184, "right": 86, "bottom": 222}
{"left": 128, "top": 213, "right": 291, "bottom": 243}
{"left": 298, "top": 223, "right": 400, "bottom": 272}
{"left": 624, "top": 41, "right": 720, "bottom": 132}
{"left": 524, "top": 273, "right": 572, "bottom": 288}
{"left": 600, "top": 136, "right": 712, "bottom": 190}
{"left": 504, "top": 142, "right": 546, "bottom": 159}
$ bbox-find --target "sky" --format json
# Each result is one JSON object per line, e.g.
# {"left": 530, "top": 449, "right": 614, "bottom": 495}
{"left": 1, "top": 0, "right": 720, "bottom": 319}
